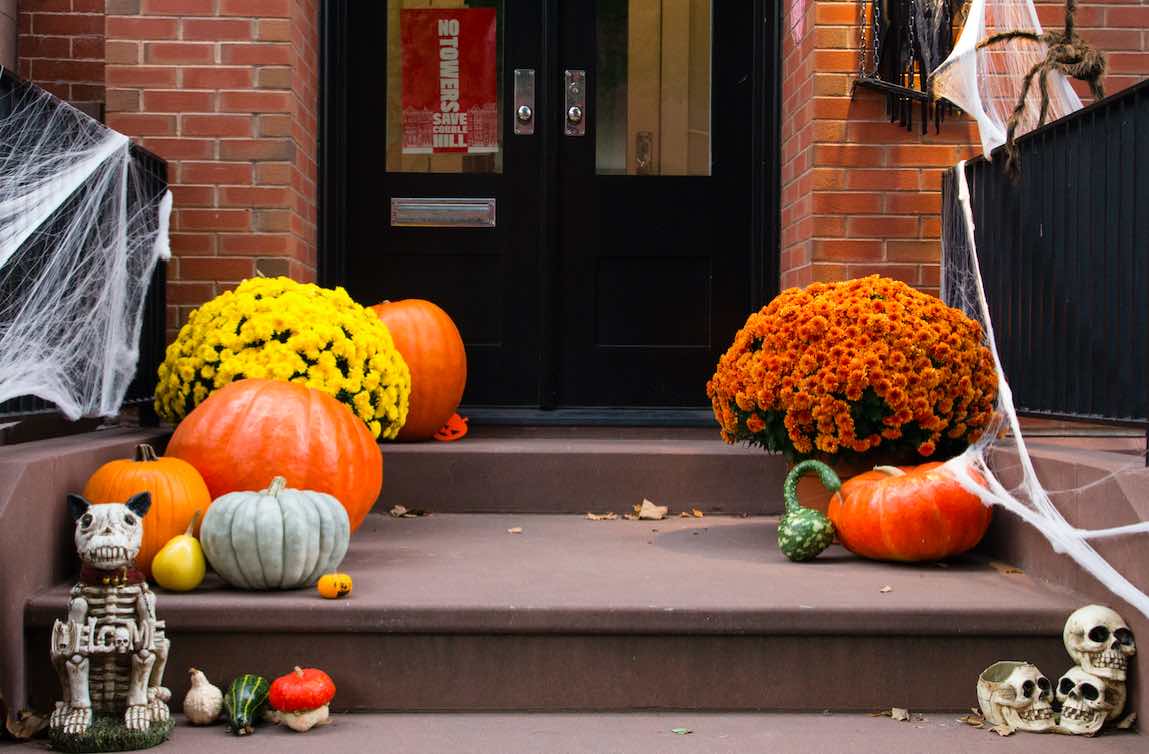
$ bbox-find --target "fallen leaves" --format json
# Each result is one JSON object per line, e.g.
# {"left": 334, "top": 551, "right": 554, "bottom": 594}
{"left": 389, "top": 505, "right": 428, "bottom": 518}
{"left": 5, "top": 708, "right": 47, "bottom": 739}
{"left": 631, "top": 499, "right": 668, "bottom": 520}
{"left": 989, "top": 560, "right": 1024, "bottom": 575}
{"left": 679, "top": 508, "right": 705, "bottom": 518}
{"left": 956, "top": 712, "right": 985, "bottom": 729}
{"left": 879, "top": 585, "right": 893, "bottom": 594}
{"left": 586, "top": 512, "right": 618, "bottom": 521}
{"left": 872, "top": 707, "right": 923, "bottom": 723}
{"left": 670, "top": 727, "right": 692, "bottom": 735}
{"left": 507, "top": 527, "right": 523, "bottom": 534}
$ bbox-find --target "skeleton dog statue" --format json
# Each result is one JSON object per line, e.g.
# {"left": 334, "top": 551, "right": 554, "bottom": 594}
{"left": 48, "top": 492, "right": 171, "bottom": 738}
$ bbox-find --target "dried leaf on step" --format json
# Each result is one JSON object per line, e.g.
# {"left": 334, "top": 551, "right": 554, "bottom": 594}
{"left": 1116, "top": 712, "right": 1137, "bottom": 730}
{"left": 989, "top": 561, "right": 1024, "bottom": 575}
{"left": 670, "top": 727, "right": 692, "bottom": 735}
{"left": 6, "top": 708, "right": 47, "bottom": 739}
{"left": 389, "top": 505, "right": 408, "bottom": 517}
{"left": 389, "top": 505, "right": 428, "bottom": 518}
{"left": 679, "top": 511, "right": 690, "bottom": 518}
{"left": 990, "top": 724, "right": 1015, "bottom": 736}
{"left": 634, "top": 499, "right": 668, "bottom": 520}
{"left": 691, "top": 508, "right": 704, "bottom": 518}
{"left": 956, "top": 714, "right": 985, "bottom": 728}
{"left": 586, "top": 512, "right": 618, "bottom": 521}
{"left": 624, "top": 513, "right": 639, "bottom": 520}
{"left": 891, "top": 708, "right": 911, "bottom": 722}
{"left": 507, "top": 527, "right": 523, "bottom": 534}
{"left": 879, "top": 585, "right": 893, "bottom": 594}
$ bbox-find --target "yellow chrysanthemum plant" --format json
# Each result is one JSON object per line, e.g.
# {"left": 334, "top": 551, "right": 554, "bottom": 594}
{"left": 707, "top": 275, "right": 998, "bottom": 463}
{"left": 156, "top": 277, "right": 411, "bottom": 439}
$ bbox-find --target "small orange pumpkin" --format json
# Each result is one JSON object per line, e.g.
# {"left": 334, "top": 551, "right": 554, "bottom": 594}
{"left": 433, "top": 413, "right": 469, "bottom": 442}
{"left": 371, "top": 300, "right": 467, "bottom": 441}
{"left": 826, "top": 462, "right": 992, "bottom": 562}
{"left": 83, "top": 444, "right": 212, "bottom": 579}
{"left": 317, "top": 572, "right": 353, "bottom": 599}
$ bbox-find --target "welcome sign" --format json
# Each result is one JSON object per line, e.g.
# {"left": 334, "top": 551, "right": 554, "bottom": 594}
{"left": 401, "top": 8, "right": 498, "bottom": 154}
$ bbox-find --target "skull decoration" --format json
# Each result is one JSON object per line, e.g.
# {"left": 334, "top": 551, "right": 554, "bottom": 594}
{"left": 976, "top": 661, "right": 1055, "bottom": 733}
{"left": 1055, "top": 666, "right": 1114, "bottom": 736}
{"left": 1063, "top": 605, "right": 1136, "bottom": 683}
{"left": 70, "top": 493, "right": 150, "bottom": 571}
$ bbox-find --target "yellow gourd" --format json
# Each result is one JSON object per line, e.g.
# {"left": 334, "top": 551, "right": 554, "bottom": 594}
{"left": 152, "top": 512, "right": 206, "bottom": 592}
{"left": 317, "top": 572, "right": 352, "bottom": 599}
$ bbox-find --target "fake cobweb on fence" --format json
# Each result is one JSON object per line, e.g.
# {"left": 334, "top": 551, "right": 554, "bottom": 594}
{"left": 941, "top": 163, "right": 1149, "bottom": 620}
{"left": 0, "top": 77, "right": 171, "bottom": 420}
{"left": 930, "top": 0, "right": 1082, "bottom": 157}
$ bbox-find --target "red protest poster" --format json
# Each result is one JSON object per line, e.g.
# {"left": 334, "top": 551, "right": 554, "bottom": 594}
{"left": 401, "top": 8, "right": 498, "bottom": 155}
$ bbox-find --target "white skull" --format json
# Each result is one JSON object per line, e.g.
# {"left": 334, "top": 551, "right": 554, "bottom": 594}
{"left": 68, "top": 493, "right": 150, "bottom": 571}
{"left": 1055, "top": 666, "right": 1113, "bottom": 736}
{"left": 976, "top": 661, "right": 1055, "bottom": 733}
{"left": 1063, "top": 605, "right": 1136, "bottom": 682}
{"left": 112, "top": 626, "right": 132, "bottom": 654}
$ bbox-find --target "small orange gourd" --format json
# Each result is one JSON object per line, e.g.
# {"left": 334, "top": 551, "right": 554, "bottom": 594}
{"left": 83, "top": 444, "right": 211, "bottom": 578}
{"left": 826, "top": 462, "right": 992, "bottom": 562}
{"left": 317, "top": 572, "right": 353, "bottom": 599}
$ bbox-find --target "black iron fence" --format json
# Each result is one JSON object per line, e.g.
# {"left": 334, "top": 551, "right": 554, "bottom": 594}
{"left": 942, "top": 79, "right": 1149, "bottom": 429}
{"left": 0, "top": 70, "right": 168, "bottom": 422}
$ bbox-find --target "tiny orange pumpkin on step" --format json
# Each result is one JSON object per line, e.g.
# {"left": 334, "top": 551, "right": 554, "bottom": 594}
{"left": 317, "top": 572, "right": 353, "bottom": 599}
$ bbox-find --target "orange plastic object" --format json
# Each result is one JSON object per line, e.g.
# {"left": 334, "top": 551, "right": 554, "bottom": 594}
{"left": 433, "top": 413, "right": 469, "bottom": 441}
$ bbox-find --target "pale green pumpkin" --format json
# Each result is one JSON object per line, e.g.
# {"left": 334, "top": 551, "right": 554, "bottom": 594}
{"left": 201, "top": 476, "right": 350, "bottom": 590}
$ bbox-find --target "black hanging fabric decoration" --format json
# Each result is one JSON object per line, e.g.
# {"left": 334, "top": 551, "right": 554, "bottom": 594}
{"left": 856, "top": 0, "right": 961, "bottom": 133}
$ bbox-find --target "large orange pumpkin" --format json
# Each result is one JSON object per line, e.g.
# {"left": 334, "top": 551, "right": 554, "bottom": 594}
{"left": 83, "top": 443, "right": 211, "bottom": 579}
{"left": 165, "top": 379, "right": 382, "bottom": 532}
{"left": 370, "top": 300, "right": 467, "bottom": 441}
{"left": 826, "top": 463, "right": 992, "bottom": 562}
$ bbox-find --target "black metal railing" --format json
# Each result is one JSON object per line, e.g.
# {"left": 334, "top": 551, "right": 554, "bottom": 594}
{"left": 0, "top": 70, "right": 168, "bottom": 422}
{"left": 942, "top": 79, "right": 1149, "bottom": 429}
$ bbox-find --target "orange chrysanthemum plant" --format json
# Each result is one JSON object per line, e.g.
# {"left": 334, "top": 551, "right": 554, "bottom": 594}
{"left": 707, "top": 276, "right": 998, "bottom": 462}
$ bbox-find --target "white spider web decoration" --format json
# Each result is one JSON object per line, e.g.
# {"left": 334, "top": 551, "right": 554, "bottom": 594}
{"left": 0, "top": 77, "right": 171, "bottom": 420}
{"left": 942, "top": 162, "right": 1149, "bottom": 619}
{"left": 930, "top": 0, "right": 1082, "bottom": 157}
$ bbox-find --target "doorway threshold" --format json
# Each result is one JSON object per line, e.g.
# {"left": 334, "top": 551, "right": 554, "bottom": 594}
{"left": 459, "top": 406, "right": 716, "bottom": 427}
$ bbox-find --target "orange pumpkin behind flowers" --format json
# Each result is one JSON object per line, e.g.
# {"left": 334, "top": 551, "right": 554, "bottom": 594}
{"left": 826, "top": 462, "right": 991, "bottom": 562}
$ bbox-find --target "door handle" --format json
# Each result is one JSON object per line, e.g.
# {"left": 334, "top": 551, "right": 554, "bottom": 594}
{"left": 514, "top": 69, "right": 535, "bottom": 135}
{"left": 564, "top": 70, "right": 586, "bottom": 136}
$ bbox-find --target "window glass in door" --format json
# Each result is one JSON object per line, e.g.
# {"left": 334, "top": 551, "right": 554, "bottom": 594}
{"left": 595, "top": 0, "right": 712, "bottom": 176}
{"left": 386, "top": 0, "right": 504, "bottom": 174}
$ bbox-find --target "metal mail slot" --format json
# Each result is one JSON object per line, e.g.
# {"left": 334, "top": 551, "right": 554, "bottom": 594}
{"left": 390, "top": 198, "right": 496, "bottom": 228}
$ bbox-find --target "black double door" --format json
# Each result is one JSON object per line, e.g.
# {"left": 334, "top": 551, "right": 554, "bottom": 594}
{"left": 336, "top": 1, "right": 771, "bottom": 412}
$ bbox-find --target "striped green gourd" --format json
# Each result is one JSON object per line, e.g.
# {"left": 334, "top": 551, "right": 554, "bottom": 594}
{"left": 778, "top": 460, "right": 840, "bottom": 562}
{"left": 224, "top": 674, "right": 270, "bottom": 735}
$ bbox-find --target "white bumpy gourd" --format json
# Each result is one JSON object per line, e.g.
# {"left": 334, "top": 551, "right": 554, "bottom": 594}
{"left": 201, "top": 476, "right": 350, "bottom": 590}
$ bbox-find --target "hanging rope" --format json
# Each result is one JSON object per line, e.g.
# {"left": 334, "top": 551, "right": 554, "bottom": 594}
{"left": 976, "top": 0, "right": 1105, "bottom": 174}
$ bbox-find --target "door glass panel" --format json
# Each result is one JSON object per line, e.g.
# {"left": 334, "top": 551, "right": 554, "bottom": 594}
{"left": 596, "top": 0, "right": 712, "bottom": 176}
{"left": 386, "top": 0, "right": 503, "bottom": 174}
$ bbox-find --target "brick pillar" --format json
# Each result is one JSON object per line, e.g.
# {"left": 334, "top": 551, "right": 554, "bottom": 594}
{"left": 18, "top": 0, "right": 106, "bottom": 119}
{"left": 104, "top": 0, "right": 319, "bottom": 339}
{"left": 782, "top": 0, "right": 1149, "bottom": 296}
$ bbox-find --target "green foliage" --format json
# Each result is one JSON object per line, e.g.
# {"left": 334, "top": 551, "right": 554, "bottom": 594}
{"left": 48, "top": 716, "right": 174, "bottom": 753}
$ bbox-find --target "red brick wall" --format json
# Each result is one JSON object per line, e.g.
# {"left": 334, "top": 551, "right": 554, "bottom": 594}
{"left": 779, "top": 0, "right": 1149, "bottom": 294}
{"left": 18, "top": 0, "right": 106, "bottom": 119}
{"left": 102, "top": 0, "right": 320, "bottom": 339}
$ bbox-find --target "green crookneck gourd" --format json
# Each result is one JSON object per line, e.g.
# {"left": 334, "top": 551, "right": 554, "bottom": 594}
{"left": 778, "top": 460, "right": 840, "bottom": 562}
{"left": 224, "top": 674, "right": 270, "bottom": 735}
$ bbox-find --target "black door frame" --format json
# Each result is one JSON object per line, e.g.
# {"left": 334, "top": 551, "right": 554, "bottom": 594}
{"left": 317, "top": 0, "right": 781, "bottom": 424}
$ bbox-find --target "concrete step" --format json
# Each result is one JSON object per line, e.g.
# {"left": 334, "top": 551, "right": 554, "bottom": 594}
{"left": 377, "top": 426, "right": 787, "bottom": 515}
{"left": 25, "top": 514, "right": 1085, "bottom": 714}
{"left": 6, "top": 712, "right": 1143, "bottom": 753}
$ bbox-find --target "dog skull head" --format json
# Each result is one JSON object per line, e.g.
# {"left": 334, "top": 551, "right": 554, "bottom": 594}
{"left": 1055, "top": 666, "right": 1113, "bottom": 736}
{"left": 1063, "top": 605, "right": 1136, "bottom": 682}
{"left": 68, "top": 493, "right": 151, "bottom": 571}
{"left": 976, "top": 661, "right": 1055, "bottom": 733}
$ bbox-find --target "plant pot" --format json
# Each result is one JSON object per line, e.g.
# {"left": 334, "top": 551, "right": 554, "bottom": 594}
{"left": 789, "top": 448, "right": 919, "bottom": 514}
